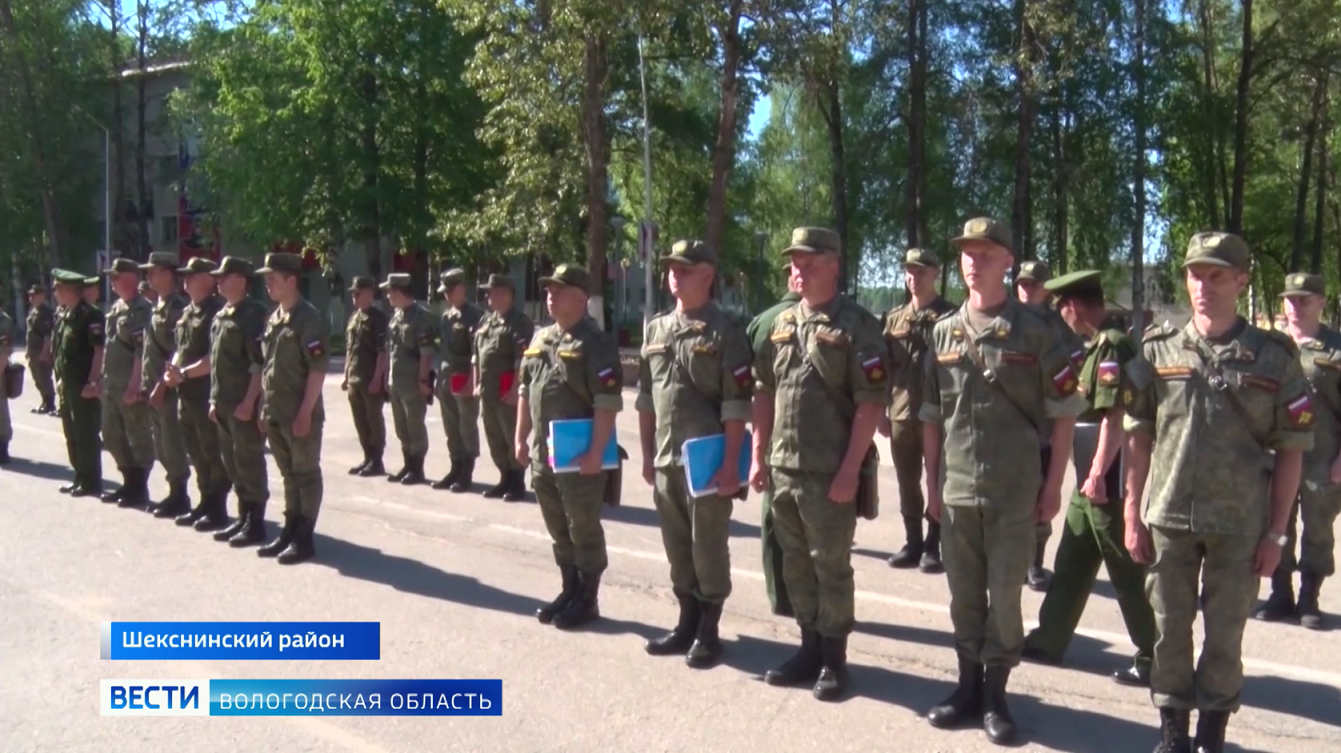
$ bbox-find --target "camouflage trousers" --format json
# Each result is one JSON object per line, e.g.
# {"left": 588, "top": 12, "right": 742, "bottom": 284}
{"left": 770, "top": 468, "right": 857, "bottom": 638}
{"left": 216, "top": 407, "right": 269, "bottom": 505}
{"left": 152, "top": 390, "right": 191, "bottom": 483}
{"left": 102, "top": 395, "right": 156, "bottom": 471}
{"left": 482, "top": 398, "right": 521, "bottom": 472}
{"left": 943, "top": 502, "right": 1036, "bottom": 667}
{"left": 760, "top": 486, "right": 792, "bottom": 614}
{"left": 889, "top": 420, "right": 925, "bottom": 518}
{"left": 652, "top": 466, "right": 733, "bottom": 603}
{"left": 179, "top": 397, "right": 229, "bottom": 495}
{"left": 1280, "top": 483, "right": 1341, "bottom": 577}
{"left": 267, "top": 418, "right": 323, "bottom": 520}
{"left": 437, "top": 382, "right": 480, "bottom": 460}
{"left": 389, "top": 386, "right": 428, "bottom": 457}
{"left": 1147, "top": 526, "right": 1259, "bottom": 712}
{"left": 347, "top": 383, "right": 386, "bottom": 456}
{"left": 532, "top": 466, "right": 609, "bottom": 575}
{"left": 28, "top": 358, "right": 55, "bottom": 402}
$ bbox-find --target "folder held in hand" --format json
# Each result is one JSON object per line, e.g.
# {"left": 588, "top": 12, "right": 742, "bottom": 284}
{"left": 681, "top": 431, "right": 753, "bottom": 498}
{"left": 547, "top": 419, "right": 619, "bottom": 473}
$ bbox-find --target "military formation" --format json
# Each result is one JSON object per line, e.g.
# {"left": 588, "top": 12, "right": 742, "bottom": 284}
{"left": 1, "top": 220, "right": 1336, "bottom": 753}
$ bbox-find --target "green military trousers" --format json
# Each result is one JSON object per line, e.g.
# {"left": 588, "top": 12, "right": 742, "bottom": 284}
{"left": 652, "top": 467, "right": 733, "bottom": 603}
{"left": 179, "top": 397, "right": 229, "bottom": 495}
{"left": 760, "top": 484, "right": 792, "bottom": 615}
{"left": 102, "top": 397, "right": 156, "bottom": 471}
{"left": 482, "top": 399, "right": 521, "bottom": 473}
{"left": 59, "top": 388, "right": 102, "bottom": 486}
{"left": 437, "top": 381, "right": 480, "bottom": 460}
{"left": 389, "top": 386, "right": 428, "bottom": 457}
{"left": 152, "top": 390, "right": 191, "bottom": 484}
{"left": 770, "top": 468, "right": 858, "bottom": 638}
{"left": 1281, "top": 484, "right": 1341, "bottom": 577}
{"left": 216, "top": 408, "right": 269, "bottom": 506}
{"left": 889, "top": 420, "right": 925, "bottom": 518}
{"left": 29, "top": 359, "right": 55, "bottom": 404}
{"left": 0, "top": 372, "right": 10, "bottom": 440}
{"left": 943, "top": 502, "right": 1036, "bottom": 667}
{"left": 532, "top": 465, "right": 609, "bottom": 575}
{"left": 1147, "top": 526, "right": 1259, "bottom": 712}
{"left": 267, "top": 419, "right": 324, "bottom": 520}
{"left": 348, "top": 383, "right": 387, "bottom": 458}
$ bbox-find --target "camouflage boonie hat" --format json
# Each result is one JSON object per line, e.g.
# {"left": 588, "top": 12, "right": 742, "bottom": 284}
{"left": 1017, "top": 260, "right": 1052, "bottom": 283}
{"left": 904, "top": 248, "right": 940, "bottom": 268}
{"left": 348, "top": 275, "right": 376, "bottom": 292}
{"left": 138, "top": 251, "right": 180, "bottom": 271}
{"left": 660, "top": 240, "right": 716, "bottom": 266}
{"left": 437, "top": 268, "right": 467, "bottom": 293}
{"left": 1281, "top": 272, "right": 1324, "bottom": 298}
{"left": 256, "top": 252, "right": 303, "bottom": 275}
{"left": 1183, "top": 232, "right": 1250, "bottom": 272}
{"left": 1044, "top": 269, "right": 1103, "bottom": 299}
{"left": 51, "top": 268, "right": 90, "bottom": 286}
{"left": 537, "top": 263, "right": 591, "bottom": 294}
{"left": 103, "top": 257, "right": 141, "bottom": 275}
{"left": 782, "top": 227, "right": 840, "bottom": 256}
{"left": 210, "top": 256, "right": 256, "bottom": 278}
{"left": 479, "top": 273, "right": 515, "bottom": 291}
{"left": 379, "top": 273, "right": 413, "bottom": 291}
{"left": 950, "top": 217, "right": 1013, "bottom": 253}
{"left": 179, "top": 257, "right": 218, "bottom": 275}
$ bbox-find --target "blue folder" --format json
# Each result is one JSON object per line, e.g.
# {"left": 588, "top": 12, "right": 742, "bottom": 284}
{"left": 547, "top": 419, "right": 620, "bottom": 473}
{"left": 681, "top": 430, "right": 753, "bottom": 498}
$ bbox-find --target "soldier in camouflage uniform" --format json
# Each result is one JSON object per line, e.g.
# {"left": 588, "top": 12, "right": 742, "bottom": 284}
{"left": 255, "top": 252, "right": 330, "bottom": 564}
{"left": 1123, "top": 233, "right": 1312, "bottom": 753}
{"left": 751, "top": 227, "right": 890, "bottom": 703}
{"left": 343, "top": 275, "right": 389, "bottom": 477}
{"left": 881, "top": 247, "right": 956, "bottom": 573}
{"left": 1254, "top": 271, "right": 1341, "bottom": 631}
{"left": 163, "top": 258, "right": 231, "bottom": 525}
{"left": 0, "top": 301, "right": 12, "bottom": 463}
{"left": 1021, "top": 270, "right": 1156, "bottom": 688}
{"left": 25, "top": 284, "right": 56, "bottom": 415}
{"left": 637, "top": 241, "right": 753, "bottom": 668}
{"left": 384, "top": 273, "right": 436, "bottom": 485}
{"left": 139, "top": 252, "right": 193, "bottom": 516}
{"left": 138, "top": 279, "right": 157, "bottom": 306}
{"left": 98, "top": 257, "right": 157, "bottom": 508}
{"left": 52, "top": 270, "right": 105, "bottom": 495}
{"left": 432, "top": 268, "right": 484, "bottom": 492}
{"left": 477, "top": 274, "right": 534, "bottom": 500}
{"left": 517, "top": 264, "right": 623, "bottom": 630}
{"left": 921, "top": 218, "right": 1085, "bottom": 746}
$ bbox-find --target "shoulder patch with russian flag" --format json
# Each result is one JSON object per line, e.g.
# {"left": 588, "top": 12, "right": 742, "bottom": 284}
{"left": 861, "top": 355, "right": 886, "bottom": 383}
{"left": 1288, "top": 394, "right": 1315, "bottom": 428}
{"left": 597, "top": 365, "right": 619, "bottom": 388}
{"left": 1070, "top": 348, "right": 1086, "bottom": 369}
{"left": 306, "top": 339, "right": 324, "bottom": 357}
{"left": 1097, "top": 361, "right": 1120, "bottom": 385}
{"left": 732, "top": 363, "right": 752, "bottom": 388}
{"left": 1052, "top": 364, "right": 1079, "bottom": 396}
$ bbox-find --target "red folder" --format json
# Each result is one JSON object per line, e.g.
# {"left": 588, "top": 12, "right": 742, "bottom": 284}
{"left": 450, "top": 373, "right": 470, "bottom": 395}
{"left": 498, "top": 371, "right": 515, "bottom": 395}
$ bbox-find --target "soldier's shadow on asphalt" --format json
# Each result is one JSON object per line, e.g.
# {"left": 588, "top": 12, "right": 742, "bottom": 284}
{"left": 602, "top": 504, "right": 764, "bottom": 539}
{"left": 2, "top": 456, "right": 115, "bottom": 489}
{"left": 1241, "top": 674, "right": 1341, "bottom": 728}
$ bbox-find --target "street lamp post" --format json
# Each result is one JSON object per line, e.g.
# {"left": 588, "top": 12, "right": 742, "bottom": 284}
{"left": 637, "top": 34, "right": 656, "bottom": 326}
{"left": 612, "top": 216, "right": 626, "bottom": 332}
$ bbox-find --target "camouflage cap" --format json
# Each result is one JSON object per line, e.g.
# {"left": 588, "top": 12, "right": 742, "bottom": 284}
{"left": 256, "top": 252, "right": 303, "bottom": 276}
{"left": 138, "top": 251, "right": 181, "bottom": 271}
{"left": 950, "top": 217, "right": 1013, "bottom": 253}
{"left": 479, "top": 273, "right": 515, "bottom": 291}
{"left": 51, "top": 268, "right": 89, "bottom": 286}
{"left": 1280, "top": 271, "right": 1325, "bottom": 298}
{"left": 103, "top": 257, "right": 142, "bottom": 275}
{"left": 1183, "top": 232, "right": 1250, "bottom": 272}
{"left": 904, "top": 247, "right": 940, "bottom": 268}
{"left": 348, "top": 275, "right": 376, "bottom": 292}
{"left": 437, "top": 268, "right": 467, "bottom": 292}
{"left": 210, "top": 256, "right": 256, "bottom": 278}
{"left": 179, "top": 257, "right": 219, "bottom": 275}
{"left": 379, "top": 272, "right": 413, "bottom": 291}
{"left": 1044, "top": 269, "right": 1103, "bottom": 299}
{"left": 1017, "top": 260, "right": 1052, "bottom": 283}
{"left": 782, "top": 227, "right": 840, "bottom": 256}
{"left": 659, "top": 239, "right": 716, "bottom": 267}
{"left": 538, "top": 263, "right": 590, "bottom": 294}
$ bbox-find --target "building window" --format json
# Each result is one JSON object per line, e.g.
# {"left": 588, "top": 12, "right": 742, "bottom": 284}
{"left": 161, "top": 216, "right": 179, "bottom": 245}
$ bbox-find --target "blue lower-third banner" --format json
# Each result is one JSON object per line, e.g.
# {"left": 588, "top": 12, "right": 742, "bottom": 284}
{"left": 101, "top": 679, "right": 501, "bottom": 716}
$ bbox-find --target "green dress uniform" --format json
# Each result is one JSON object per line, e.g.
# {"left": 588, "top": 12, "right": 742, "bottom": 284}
{"left": 0, "top": 308, "right": 13, "bottom": 459}
{"left": 637, "top": 240, "right": 753, "bottom": 668}
{"left": 99, "top": 261, "right": 158, "bottom": 507}
{"left": 344, "top": 277, "right": 389, "bottom": 477}
{"left": 1123, "top": 233, "right": 1314, "bottom": 751}
{"left": 385, "top": 276, "right": 436, "bottom": 484}
{"left": 141, "top": 253, "right": 192, "bottom": 513}
{"left": 521, "top": 266, "right": 623, "bottom": 630}
{"left": 883, "top": 248, "right": 956, "bottom": 573}
{"left": 746, "top": 290, "right": 801, "bottom": 617}
{"left": 52, "top": 271, "right": 105, "bottom": 495}
{"left": 170, "top": 266, "right": 230, "bottom": 525}
{"left": 1022, "top": 270, "right": 1156, "bottom": 685}
{"left": 476, "top": 275, "right": 535, "bottom": 499}
{"left": 25, "top": 294, "right": 56, "bottom": 414}
{"left": 432, "top": 268, "right": 484, "bottom": 492}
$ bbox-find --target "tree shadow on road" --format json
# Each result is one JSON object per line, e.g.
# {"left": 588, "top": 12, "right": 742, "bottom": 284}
{"left": 1242, "top": 674, "right": 1341, "bottom": 728}
{"left": 602, "top": 503, "right": 763, "bottom": 539}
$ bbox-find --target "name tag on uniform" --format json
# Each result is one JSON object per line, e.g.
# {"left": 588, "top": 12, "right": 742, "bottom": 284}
{"left": 770, "top": 330, "right": 794, "bottom": 343}
{"left": 558, "top": 350, "right": 582, "bottom": 360}
{"left": 1155, "top": 366, "right": 1193, "bottom": 379}
{"left": 889, "top": 327, "right": 910, "bottom": 338}
{"left": 999, "top": 351, "right": 1036, "bottom": 365}
{"left": 691, "top": 343, "right": 717, "bottom": 355}
{"left": 523, "top": 347, "right": 543, "bottom": 357}
{"left": 814, "top": 330, "right": 848, "bottom": 347}
{"left": 643, "top": 342, "right": 668, "bottom": 355}
{"left": 936, "top": 352, "right": 962, "bottom": 364}
{"left": 1240, "top": 375, "right": 1279, "bottom": 392}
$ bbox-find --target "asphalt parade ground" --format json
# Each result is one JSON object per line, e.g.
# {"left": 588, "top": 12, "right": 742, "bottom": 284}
{"left": 2, "top": 358, "right": 1339, "bottom": 752}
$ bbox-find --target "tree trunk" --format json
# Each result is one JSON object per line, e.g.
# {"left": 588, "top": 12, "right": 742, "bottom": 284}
{"left": 1228, "top": 0, "right": 1253, "bottom": 235}
{"left": 360, "top": 70, "right": 381, "bottom": 283}
{"left": 581, "top": 33, "right": 610, "bottom": 327}
{"left": 1198, "top": 0, "right": 1225, "bottom": 229}
{"left": 1011, "top": 0, "right": 1036, "bottom": 261}
{"left": 1310, "top": 72, "right": 1329, "bottom": 275}
{"left": 1291, "top": 74, "right": 1324, "bottom": 273}
{"left": 820, "top": 78, "right": 850, "bottom": 293}
{"left": 704, "top": 0, "right": 743, "bottom": 254}
{"left": 1133, "top": 0, "right": 1148, "bottom": 337}
{"left": 135, "top": 0, "right": 150, "bottom": 259}
{"left": 108, "top": 0, "right": 127, "bottom": 254}
{"left": 904, "top": 0, "right": 927, "bottom": 247}
{"left": 1048, "top": 85, "right": 1068, "bottom": 273}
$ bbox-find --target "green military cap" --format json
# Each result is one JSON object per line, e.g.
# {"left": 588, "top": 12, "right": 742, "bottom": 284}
{"left": 950, "top": 217, "right": 1013, "bottom": 253}
{"left": 348, "top": 275, "right": 377, "bottom": 292}
{"left": 256, "top": 252, "right": 303, "bottom": 275}
{"left": 1017, "top": 260, "right": 1052, "bottom": 283}
{"left": 84, "top": 277, "right": 100, "bottom": 286}
{"left": 1281, "top": 271, "right": 1325, "bottom": 298}
{"left": 178, "top": 257, "right": 218, "bottom": 275}
{"left": 51, "top": 268, "right": 89, "bottom": 286}
{"left": 1183, "top": 231, "right": 1250, "bottom": 272}
{"left": 138, "top": 251, "right": 180, "bottom": 271}
{"left": 1044, "top": 269, "right": 1103, "bottom": 298}
{"left": 210, "top": 256, "right": 256, "bottom": 278}
{"left": 659, "top": 239, "right": 716, "bottom": 266}
{"left": 537, "top": 263, "right": 591, "bottom": 294}
{"left": 782, "top": 227, "right": 840, "bottom": 256}
{"left": 479, "top": 273, "right": 515, "bottom": 291}
{"left": 379, "top": 272, "right": 413, "bottom": 291}
{"left": 904, "top": 247, "right": 940, "bottom": 268}
{"left": 103, "top": 257, "right": 142, "bottom": 275}
{"left": 436, "top": 268, "right": 467, "bottom": 292}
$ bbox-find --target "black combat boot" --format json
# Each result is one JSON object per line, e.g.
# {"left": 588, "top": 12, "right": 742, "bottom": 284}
{"left": 887, "top": 516, "right": 924, "bottom": 569}
{"left": 552, "top": 571, "right": 601, "bottom": 629}
{"left": 100, "top": 472, "right": 129, "bottom": 504}
{"left": 152, "top": 479, "right": 190, "bottom": 518}
{"left": 431, "top": 458, "right": 462, "bottom": 490}
{"left": 230, "top": 501, "right": 268, "bottom": 547}
{"left": 1298, "top": 572, "right": 1326, "bottom": 630}
{"left": 686, "top": 600, "right": 723, "bottom": 669}
{"left": 116, "top": 468, "right": 151, "bottom": 509}
{"left": 348, "top": 443, "right": 371, "bottom": 475}
{"left": 1253, "top": 569, "right": 1297, "bottom": 622}
{"left": 214, "top": 500, "right": 251, "bottom": 541}
{"left": 257, "top": 513, "right": 297, "bottom": 558}
{"left": 536, "top": 565, "right": 580, "bottom": 624}
{"left": 645, "top": 595, "right": 700, "bottom": 656}
{"left": 1026, "top": 541, "right": 1051, "bottom": 592}
{"left": 1193, "top": 710, "right": 1228, "bottom": 753}
{"left": 449, "top": 458, "right": 475, "bottom": 493}
{"left": 387, "top": 450, "right": 411, "bottom": 483}
{"left": 277, "top": 515, "right": 317, "bottom": 564}
{"left": 357, "top": 451, "right": 385, "bottom": 477}
{"left": 71, "top": 474, "right": 104, "bottom": 497}
{"left": 920, "top": 521, "right": 944, "bottom": 573}
{"left": 503, "top": 468, "right": 528, "bottom": 502}
{"left": 1113, "top": 653, "right": 1152, "bottom": 687}
{"left": 812, "top": 636, "right": 850, "bottom": 701}
{"left": 193, "top": 491, "right": 230, "bottom": 532}
{"left": 927, "top": 655, "right": 984, "bottom": 729}
{"left": 1153, "top": 707, "right": 1192, "bottom": 753}
{"left": 175, "top": 492, "right": 212, "bottom": 527}
{"left": 763, "top": 630, "right": 823, "bottom": 687}
{"left": 60, "top": 477, "right": 81, "bottom": 494}
{"left": 482, "top": 469, "right": 509, "bottom": 499}
{"left": 981, "top": 666, "right": 1018, "bottom": 745}
{"left": 400, "top": 454, "right": 427, "bottom": 485}
{"left": 0, "top": 439, "right": 10, "bottom": 465}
